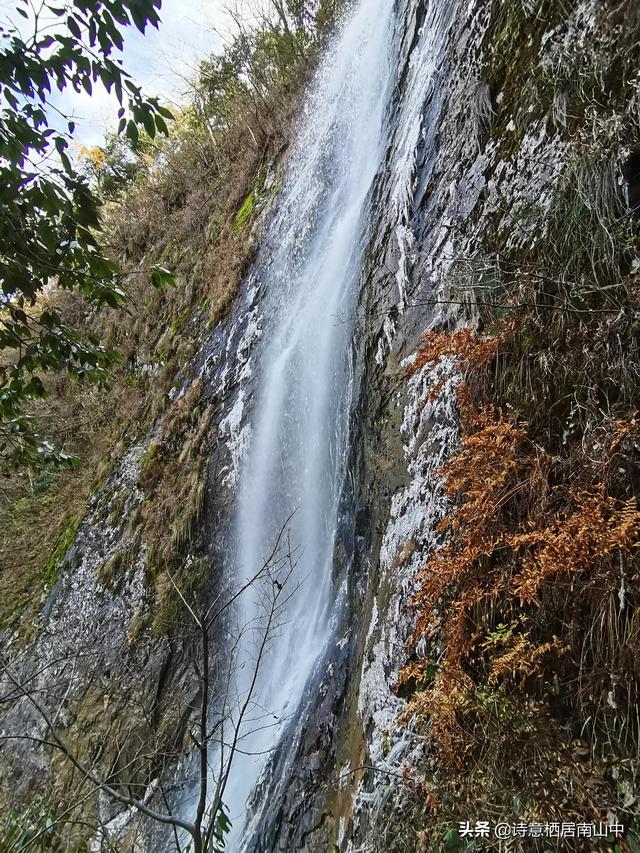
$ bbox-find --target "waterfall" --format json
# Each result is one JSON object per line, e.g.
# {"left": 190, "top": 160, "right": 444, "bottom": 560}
{"left": 224, "top": 0, "right": 396, "bottom": 846}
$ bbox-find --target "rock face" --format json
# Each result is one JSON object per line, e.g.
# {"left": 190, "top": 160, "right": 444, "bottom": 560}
{"left": 256, "top": 0, "right": 638, "bottom": 849}
{"left": 1, "top": 0, "right": 636, "bottom": 849}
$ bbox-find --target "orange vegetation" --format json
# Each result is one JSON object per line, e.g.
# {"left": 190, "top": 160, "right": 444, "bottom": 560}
{"left": 397, "top": 327, "right": 640, "bottom": 770}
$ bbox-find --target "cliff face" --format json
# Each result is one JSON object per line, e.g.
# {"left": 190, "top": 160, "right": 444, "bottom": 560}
{"left": 2, "top": 0, "right": 639, "bottom": 850}
{"left": 268, "top": 0, "right": 640, "bottom": 849}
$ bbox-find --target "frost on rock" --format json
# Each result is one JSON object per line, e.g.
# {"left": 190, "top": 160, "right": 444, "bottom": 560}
{"left": 41, "top": 443, "right": 147, "bottom": 666}
{"left": 218, "top": 390, "right": 251, "bottom": 488}
{"left": 203, "top": 276, "right": 264, "bottom": 488}
{"left": 0, "top": 442, "right": 153, "bottom": 815}
{"left": 351, "top": 355, "right": 459, "bottom": 840}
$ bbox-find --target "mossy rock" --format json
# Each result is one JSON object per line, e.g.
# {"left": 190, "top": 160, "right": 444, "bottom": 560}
{"left": 43, "top": 515, "right": 82, "bottom": 587}
{"left": 233, "top": 167, "right": 277, "bottom": 231}
{"left": 127, "top": 607, "right": 152, "bottom": 644}
{"left": 96, "top": 545, "right": 136, "bottom": 590}
{"left": 138, "top": 440, "right": 165, "bottom": 491}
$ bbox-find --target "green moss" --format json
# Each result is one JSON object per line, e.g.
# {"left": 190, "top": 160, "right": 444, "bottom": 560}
{"left": 43, "top": 515, "right": 81, "bottom": 587}
{"left": 233, "top": 168, "right": 277, "bottom": 232}
{"left": 0, "top": 508, "right": 82, "bottom": 643}
{"left": 169, "top": 305, "right": 191, "bottom": 336}
{"left": 96, "top": 545, "right": 135, "bottom": 590}
{"left": 234, "top": 189, "right": 258, "bottom": 231}
{"left": 127, "top": 608, "right": 151, "bottom": 644}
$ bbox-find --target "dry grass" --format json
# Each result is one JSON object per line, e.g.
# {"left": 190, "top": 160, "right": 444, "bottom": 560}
{"left": 390, "top": 4, "right": 640, "bottom": 845}
{"left": 396, "top": 336, "right": 640, "bottom": 850}
{"left": 0, "top": 67, "right": 306, "bottom": 640}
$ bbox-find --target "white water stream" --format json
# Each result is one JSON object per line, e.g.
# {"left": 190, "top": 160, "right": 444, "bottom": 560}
{"left": 221, "top": 0, "right": 458, "bottom": 846}
{"left": 225, "top": 0, "right": 396, "bottom": 846}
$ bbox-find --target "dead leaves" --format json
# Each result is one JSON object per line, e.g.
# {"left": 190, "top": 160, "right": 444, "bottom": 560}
{"left": 398, "top": 325, "right": 640, "bottom": 769}
{"left": 405, "top": 320, "right": 516, "bottom": 380}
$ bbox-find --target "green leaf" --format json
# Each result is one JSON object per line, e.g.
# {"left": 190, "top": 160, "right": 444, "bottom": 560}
{"left": 154, "top": 114, "right": 169, "bottom": 135}
{"left": 141, "top": 109, "right": 156, "bottom": 138}
{"left": 126, "top": 119, "right": 139, "bottom": 147}
{"left": 444, "top": 829, "right": 461, "bottom": 850}
{"left": 150, "top": 266, "right": 175, "bottom": 290}
{"left": 0, "top": 0, "right": 181, "bottom": 470}
{"left": 67, "top": 16, "right": 82, "bottom": 39}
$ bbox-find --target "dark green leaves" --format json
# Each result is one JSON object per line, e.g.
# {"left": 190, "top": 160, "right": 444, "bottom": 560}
{"left": 125, "top": 118, "right": 139, "bottom": 146}
{"left": 212, "top": 803, "right": 232, "bottom": 852}
{"left": 150, "top": 265, "right": 175, "bottom": 290}
{"left": 0, "top": 0, "right": 174, "bottom": 468}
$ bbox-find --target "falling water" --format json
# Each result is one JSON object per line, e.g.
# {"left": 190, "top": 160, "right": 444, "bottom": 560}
{"left": 225, "top": 0, "right": 396, "bottom": 846}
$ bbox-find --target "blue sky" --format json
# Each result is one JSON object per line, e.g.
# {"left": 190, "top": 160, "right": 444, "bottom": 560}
{"left": 1, "top": 0, "right": 239, "bottom": 145}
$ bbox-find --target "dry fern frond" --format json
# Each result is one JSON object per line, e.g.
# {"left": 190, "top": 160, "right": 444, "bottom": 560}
{"left": 398, "top": 322, "right": 640, "bottom": 769}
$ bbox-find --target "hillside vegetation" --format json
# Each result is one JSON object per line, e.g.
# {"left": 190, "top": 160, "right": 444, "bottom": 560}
{"left": 0, "top": 0, "right": 344, "bottom": 637}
